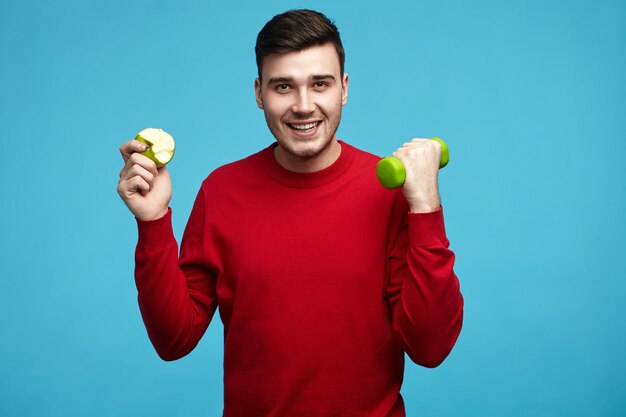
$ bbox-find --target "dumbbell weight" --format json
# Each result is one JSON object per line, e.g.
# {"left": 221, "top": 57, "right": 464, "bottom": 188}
{"left": 376, "top": 137, "right": 449, "bottom": 189}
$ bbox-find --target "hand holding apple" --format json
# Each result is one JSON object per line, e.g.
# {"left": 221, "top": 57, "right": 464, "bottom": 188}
{"left": 116, "top": 128, "right": 176, "bottom": 221}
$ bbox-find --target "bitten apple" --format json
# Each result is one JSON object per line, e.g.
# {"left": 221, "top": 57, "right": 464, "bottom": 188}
{"left": 135, "top": 128, "right": 176, "bottom": 167}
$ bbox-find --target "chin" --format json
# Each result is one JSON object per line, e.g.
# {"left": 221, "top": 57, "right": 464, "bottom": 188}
{"left": 284, "top": 138, "right": 332, "bottom": 160}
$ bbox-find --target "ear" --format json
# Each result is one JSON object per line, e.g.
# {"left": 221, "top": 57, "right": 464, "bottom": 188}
{"left": 341, "top": 73, "right": 349, "bottom": 106}
{"left": 254, "top": 78, "right": 264, "bottom": 109}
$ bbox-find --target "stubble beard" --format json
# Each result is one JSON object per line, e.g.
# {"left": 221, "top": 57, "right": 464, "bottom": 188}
{"left": 267, "top": 110, "right": 342, "bottom": 162}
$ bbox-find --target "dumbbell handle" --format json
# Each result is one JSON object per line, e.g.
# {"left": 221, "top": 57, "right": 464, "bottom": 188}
{"left": 376, "top": 137, "right": 449, "bottom": 189}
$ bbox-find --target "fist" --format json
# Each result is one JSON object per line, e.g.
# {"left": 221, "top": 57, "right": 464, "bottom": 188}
{"left": 117, "top": 139, "right": 172, "bottom": 221}
{"left": 392, "top": 138, "right": 442, "bottom": 213}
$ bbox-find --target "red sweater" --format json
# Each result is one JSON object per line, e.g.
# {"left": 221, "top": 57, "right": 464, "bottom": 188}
{"left": 135, "top": 141, "right": 463, "bottom": 417}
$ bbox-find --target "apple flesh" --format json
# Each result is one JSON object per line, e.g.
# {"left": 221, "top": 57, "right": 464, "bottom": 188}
{"left": 135, "top": 128, "right": 175, "bottom": 167}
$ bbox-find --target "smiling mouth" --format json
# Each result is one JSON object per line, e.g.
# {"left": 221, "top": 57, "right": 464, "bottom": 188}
{"left": 286, "top": 121, "right": 321, "bottom": 132}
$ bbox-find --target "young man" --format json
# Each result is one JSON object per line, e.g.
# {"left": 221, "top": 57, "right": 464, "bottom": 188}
{"left": 117, "top": 9, "right": 463, "bottom": 417}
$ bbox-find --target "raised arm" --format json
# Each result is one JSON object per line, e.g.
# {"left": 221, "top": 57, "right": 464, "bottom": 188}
{"left": 385, "top": 138, "right": 464, "bottom": 367}
{"left": 117, "top": 140, "right": 218, "bottom": 360}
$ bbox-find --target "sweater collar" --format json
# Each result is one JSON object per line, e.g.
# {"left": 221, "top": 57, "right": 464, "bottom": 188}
{"left": 261, "top": 140, "right": 355, "bottom": 188}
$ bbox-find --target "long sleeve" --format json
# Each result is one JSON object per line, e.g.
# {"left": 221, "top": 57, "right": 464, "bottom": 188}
{"left": 128, "top": 142, "right": 463, "bottom": 415}
{"left": 386, "top": 200, "right": 464, "bottom": 368}
{"left": 134, "top": 188, "right": 219, "bottom": 361}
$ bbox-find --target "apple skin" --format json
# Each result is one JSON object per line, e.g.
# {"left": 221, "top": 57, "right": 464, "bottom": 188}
{"left": 376, "top": 137, "right": 449, "bottom": 189}
{"left": 135, "top": 136, "right": 171, "bottom": 168}
{"left": 134, "top": 129, "right": 175, "bottom": 167}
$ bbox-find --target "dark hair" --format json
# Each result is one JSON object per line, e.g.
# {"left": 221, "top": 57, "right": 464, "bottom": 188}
{"left": 255, "top": 9, "right": 345, "bottom": 79}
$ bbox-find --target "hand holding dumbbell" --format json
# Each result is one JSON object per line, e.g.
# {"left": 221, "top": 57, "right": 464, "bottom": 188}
{"left": 376, "top": 137, "right": 449, "bottom": 189}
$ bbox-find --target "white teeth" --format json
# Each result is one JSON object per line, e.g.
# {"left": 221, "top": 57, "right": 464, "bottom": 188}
{"left": 289, "top": 122, "right": 319, "bottom": 131}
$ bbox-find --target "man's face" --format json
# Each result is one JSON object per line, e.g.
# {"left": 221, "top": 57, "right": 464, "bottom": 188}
{"left": 254, "top": 43, "right": 349, "bottom": 163}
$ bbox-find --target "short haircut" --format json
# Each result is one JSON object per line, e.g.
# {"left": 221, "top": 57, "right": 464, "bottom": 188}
{"left": 255, "top": 9, "right": 345, "bottom": 79}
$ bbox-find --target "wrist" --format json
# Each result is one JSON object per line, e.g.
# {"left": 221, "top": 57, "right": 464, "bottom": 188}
{"left": 408, "top": 200, "right": 441, "bottom": 213}
{"left": 136, "top": 207, "right": 169, "bottom": 222}
{"left": 405, "top": 180, "right": 440, "bottom": 213}
{"left": 407, "top": 190, "right": 441, "bottom": 213}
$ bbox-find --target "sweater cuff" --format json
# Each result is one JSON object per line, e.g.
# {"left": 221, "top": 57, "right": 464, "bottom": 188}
{"left": 408, "top": 206, "right": 448, "bottom": 247}
{"left": 136, "top": 207, "right": 176, "bottom": 247}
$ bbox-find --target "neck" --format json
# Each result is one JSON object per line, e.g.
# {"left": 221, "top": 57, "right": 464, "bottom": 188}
{"left": 274, "top": 139, "right": 342, "bottom": 173}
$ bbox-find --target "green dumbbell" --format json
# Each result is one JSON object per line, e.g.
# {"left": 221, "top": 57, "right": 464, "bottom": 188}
{"left": 376, "top": 137, "right": 449, "bottom": 189}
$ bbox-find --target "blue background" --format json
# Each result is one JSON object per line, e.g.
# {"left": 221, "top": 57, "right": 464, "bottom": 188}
{"left": 1, "top": 0, "right": 625, "bottom": 416}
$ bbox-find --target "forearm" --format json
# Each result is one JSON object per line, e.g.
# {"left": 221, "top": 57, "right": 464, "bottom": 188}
{"left": 390, "top": 208, "right": 464, "bottom": 367}
{"left": 135, "top": 209, "right": 216, "bottom": 361}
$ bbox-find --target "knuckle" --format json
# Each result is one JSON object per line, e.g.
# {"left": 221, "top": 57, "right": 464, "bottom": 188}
{"left": 120, "top": 141, "right": 133, "bottom": 155}
{"left": 131, "top": 151, "right": 147, "bottom": 163}
{"left": 129, "top": 152, "right": 141, "bottom": 163}
{"left": 125, "top": 164, "right": 137, "bottom": 176}
{"left": 118, "top": 180, "right": 130, "bottom": 195}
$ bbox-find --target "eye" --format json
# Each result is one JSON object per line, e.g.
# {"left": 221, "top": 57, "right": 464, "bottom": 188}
{"left": 276, "top": 84, "right": 291, "bottom": 92}
{"left": 313, "top": 81, "right": 328, "bottom": 90}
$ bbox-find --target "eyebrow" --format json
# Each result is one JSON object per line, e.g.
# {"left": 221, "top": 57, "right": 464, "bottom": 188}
{"left": 267, "top": 76, "right": 293, "bottom": 85}
{"left": 267, "top": 74, "right": 337, "bottom": 85}
{"left": 311, "top": 74, "right": 336, "bottom": 82}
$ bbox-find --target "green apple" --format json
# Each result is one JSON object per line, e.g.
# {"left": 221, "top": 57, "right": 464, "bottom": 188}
{"left": 135, "top": 128, "right": 176, "bottom": 167}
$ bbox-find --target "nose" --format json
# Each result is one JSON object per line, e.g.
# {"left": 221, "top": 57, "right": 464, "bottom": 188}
{"left": 291, "top": 88, "right": 315, "bottom": 115}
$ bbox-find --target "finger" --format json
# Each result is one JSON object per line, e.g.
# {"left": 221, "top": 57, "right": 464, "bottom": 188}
{"left": 392, "top": 149, "right": 407, "bottom": 160}
{"left": 119, "top": 140, "right": 149, "bottom": 163}
{"left": 393, "top": 145, "right": 425, "bottom": 160}
{"left": 156, "top": 165, "right": 169, "bottom": 177}
{"left": 124, "top": 152, "right": 159, "bottom": 177}
{"left": 117, "top": 174, "right": 149, "bottom": 199}
{"left": 400, "top": 139, "right": 424, "bottom": 149}
{"left": 127, "top": 175, "right": 150, "bottom": 195}
{"left": 121, "top": 164, "right": 155, "bottom": 188}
